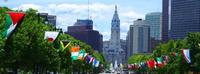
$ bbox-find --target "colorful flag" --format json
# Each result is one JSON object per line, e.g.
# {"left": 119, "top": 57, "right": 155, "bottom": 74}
{"left": 133, "top": 63, "right": 139, "bottom": 69}
{"left": 95, "top": 60, "right": 100, "bottom": 67}
{"left": 78, "top": 49, "right": 88, "bottom": 60}
{"left": 156, "top": 57, "right": 163, "bottom": 68}
{"left": 93, "top": 59, "right": 100, "bottom": 67}
{"left": 2, "top": 12, "right": 25, "bottom": 39}
{"left": 70, "top": 46, "right": 80, "bottom": 60}
{"left": 172, "top": 52, "right": 178, "bottom": 57}
{"left": 128, "top": 64, "right": 132, "bottom": 69}
{"left": 44, "top": 31, "right": 59, "bottom": 42}
{"left": 120, "top": 63, "right": 123, "bottom": 69}
{"left": 162, "top": 55, "right": 169, "bottom": 65}
{"left": 147, "top": 59, "right": 156, "bottom": 69}
{"left": 182, "top": 49, "right": 191, "bottom": 63}
{"left": 89, "top": 57, "right": 95, "bottom": 63}
{"left": 86, "top": 55, "right": 92, "bottom": 64}
{"left": 140, "top": 62, "right": 147, "bottom": 69}
{"left": 60, "top": 40, "right": 71, "bottom": 51}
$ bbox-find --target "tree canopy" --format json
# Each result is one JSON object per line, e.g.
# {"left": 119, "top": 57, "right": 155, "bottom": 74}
{"left": 0, "top": 7, "right": 105, "bottom": 73}
{"left": 128, "top": 33, "right": 200, "bottom": 73}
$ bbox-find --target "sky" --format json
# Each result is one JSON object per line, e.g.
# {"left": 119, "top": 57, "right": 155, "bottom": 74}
{"left": 0, "top": 0, "right": 162, "bottom": 41}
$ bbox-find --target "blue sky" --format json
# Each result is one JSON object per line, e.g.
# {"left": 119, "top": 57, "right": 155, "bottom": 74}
{"left": 0, "top": 0, "right": 162, "bottom": 41}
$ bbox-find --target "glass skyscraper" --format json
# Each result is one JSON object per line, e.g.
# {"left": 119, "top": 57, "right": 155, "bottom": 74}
{"left": 170, "top": 0, "right": 200, "bottom": 39}
{"left": 162, "top": 0, "right": 169, "bottom": 42}
{"left": 145, "top": 12, "right": 162, "bottom": 40}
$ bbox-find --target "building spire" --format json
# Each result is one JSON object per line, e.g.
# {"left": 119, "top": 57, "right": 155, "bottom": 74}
{"left": 112, "top": 5, "right": 119, "bottom": 20}
{"left": 115, "top": 5, "right": 118, "bottom": 13}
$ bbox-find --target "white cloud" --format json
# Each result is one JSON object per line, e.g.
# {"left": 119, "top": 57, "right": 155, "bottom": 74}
{"left": 121, "top": 22, "right": 131, "bottom": 32}
{"left": 101, "top": 31, "right": 111, "bottom": 41}
{"left": 13, "top": 4, "right": 40, "bottom": 11}
{"left": 121, "top": 11, "right": 144, "bottom": 19}
{"left": 13, "top": 3, "right": 144, "bottom": 41}
{"left": 121, "top": 32, "right": 128, "bottom": 40}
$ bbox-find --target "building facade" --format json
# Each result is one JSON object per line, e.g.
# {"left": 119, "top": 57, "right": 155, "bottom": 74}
{"left": 162, "top": 0, "right": 169, "bottom": 42}
{"left": 120, "top": 39, "right": 127, "bottom": 64}
{"left": 145, "top": 12, "right": 162, "bottom": 40}
{"left": 128, "top": 19, "right": 150, "bottom": 56}
{"left": 145, "top": 12, "right": 162, "bottom": 51}
{"left": 170, "top": 0, "right": 200, "bottom": 40}
{"left": 39, "top": 13, "right": 56, "bottom": 27}
{"left": 66, "top": 19, "right": 103, "bottom": 52}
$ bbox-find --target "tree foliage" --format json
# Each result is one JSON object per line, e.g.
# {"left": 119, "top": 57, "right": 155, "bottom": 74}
{"left": 128, "top": 53, "right": 151, "bottom": 64}
{"left": 128, "top": 32, "right": 200, "bottom": 73}
{"left": 0, "top": 7, "right": 105, "bottom": 73}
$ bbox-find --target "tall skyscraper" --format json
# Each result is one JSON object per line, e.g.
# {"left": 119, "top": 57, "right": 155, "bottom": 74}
{"left": 104, "top": 5, "right": 125, "bottom": 64}
{"left": 170, "top": 0, "right": 200, "bottom": 39}
{"left": 66, "top": 19, "right": 103, "bottom": 52}
{"left": 145, "top": 12, "right": 162, "bottom": 40}
{"left": 128, "top": 19, "right": 150, "bottom": 55}
{"left": 162, "top": 0, "right": 169, "bottom": 42}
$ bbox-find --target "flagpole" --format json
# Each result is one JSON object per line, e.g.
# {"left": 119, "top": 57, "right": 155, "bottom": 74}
{"left": 87, "top": 0, "right": 90, "bottom": 19}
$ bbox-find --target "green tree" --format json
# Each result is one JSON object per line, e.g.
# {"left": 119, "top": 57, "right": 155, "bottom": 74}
{"left": 0, "top": 7, "right": 106, "bottom": 73}
{"left": 186, "top": 33, "right": 200, "bottom": 73}
{"left": 128, "top": 53, "right": 151, "bottom": 64}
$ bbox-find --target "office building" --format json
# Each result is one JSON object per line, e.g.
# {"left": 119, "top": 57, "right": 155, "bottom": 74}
{"left": 128, "top": 19, "right": 150, "bottom": 55}
{"left": 170, "top": 0, "right": 200, "bottom": 39}
{"left": 66, "top": 19, "right": 103, "bottom": 52}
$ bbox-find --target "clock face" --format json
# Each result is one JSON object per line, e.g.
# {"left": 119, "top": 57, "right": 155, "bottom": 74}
{"left": 116, "top": 25, "right": 119, "bottom": 27}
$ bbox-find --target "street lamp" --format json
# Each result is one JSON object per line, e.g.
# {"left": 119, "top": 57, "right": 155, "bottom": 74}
{"left": 44, "top": 21, "right": 48, "bottom": 24}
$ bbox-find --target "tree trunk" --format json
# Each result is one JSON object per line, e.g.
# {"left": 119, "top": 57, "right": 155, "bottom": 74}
{"left": 13, "top": 62, "right": 18, "bottom": 74}
{"left": 13, "top": 68, "right": 17, "bottom": 74}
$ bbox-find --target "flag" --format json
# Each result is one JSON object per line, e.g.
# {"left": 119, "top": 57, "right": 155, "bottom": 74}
{"left": 120, "top": 63, "right": 123, "bottom": 69}
{"left": 86, "top": 55, "right": 92, "bottom": 64}
{"left": 156, "top": 57, "right": 163, "bottom": 68}
{"left": 133, "top": 63, "right": 139, "bottom": 69}
{"left": 162, "top": 55, "right": 169, "bottom": 65}
{"left": 95, "top": 60, "right": 100, "bottom": 67}
{"left": 44, "top": 31, "right": 59, "bottom": 42}
{"left": 70, "top": 46, "right": 80, "bottom": 60}
{"left": 89, "top": 57, "right": 95, "bottom": 63}
{"left": 78, "top": 49, "right": 88, "bottom": 60}
{"left": 128, "top": 64, "right": 132, "bottom": 69}
{"left": 172, "top": 52, "right": 178, "bottom": 57}
{"left": 182, "top": 49, "right": 191, "bottom": 63}
{"left": 147, "top": 59, "right": 156, "bottom": 69}
{"left": 140, "top": 62, "right": 147, "bottom": 69}
{"left": 60, "top": 40, "right": 71, "bottom": 51}
{"left": 131, "top": 64, "right": 134, "bottom": 70}
{"left": 92, "top": 59, "right": 96, "bottom": 66}
{"left": 93, "top": 59, "right": 100, "bottom": 67}
{"left": 2, "top": 12, "right": 25, "bottom": 39}
{"left": 110, "top": 63, "right": 114, "bottom": 71}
